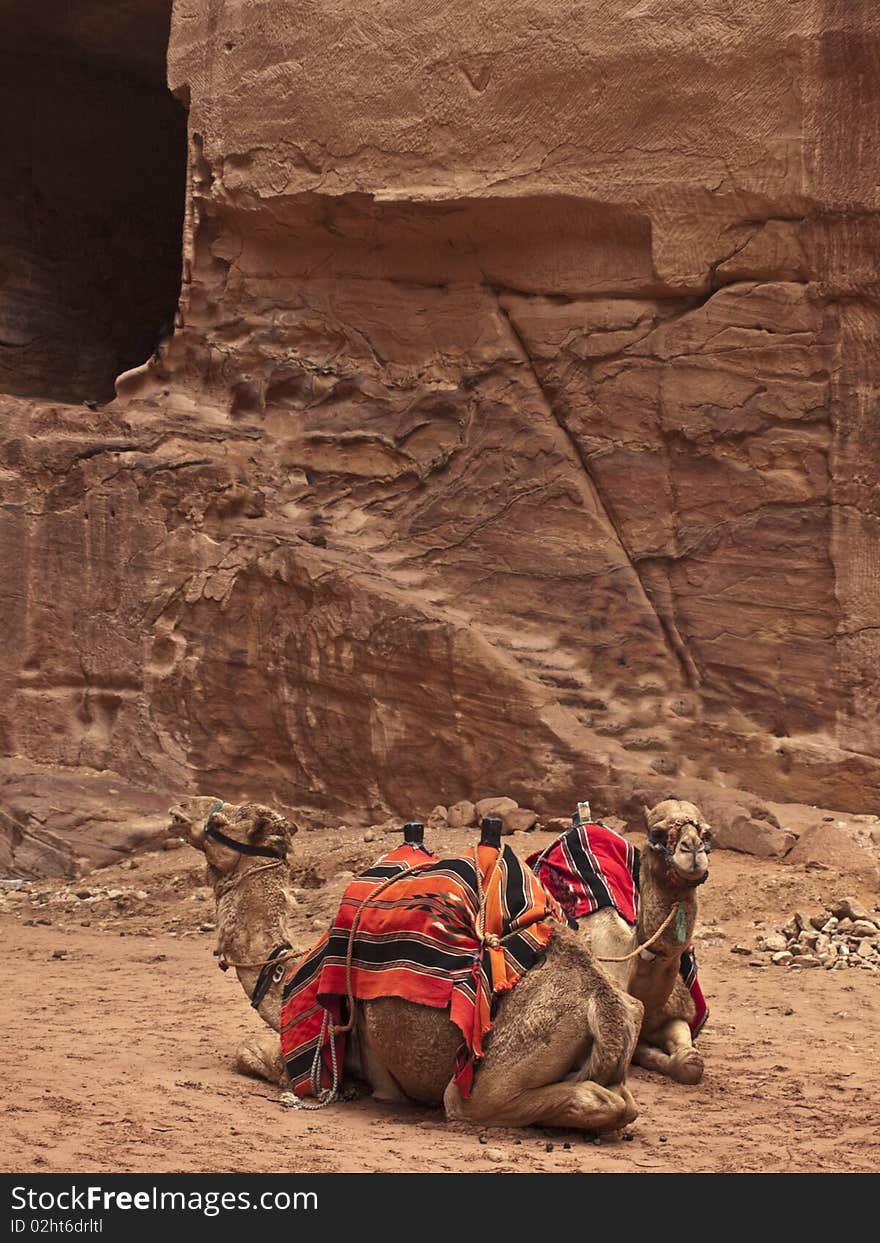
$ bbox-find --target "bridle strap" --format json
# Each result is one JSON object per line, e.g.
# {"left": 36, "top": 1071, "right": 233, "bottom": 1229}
{"left": 250, "top": 943, "right": 293, "bottom": 1009}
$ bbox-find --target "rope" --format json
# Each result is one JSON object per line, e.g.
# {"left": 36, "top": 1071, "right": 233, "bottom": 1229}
{"left": 334, "top": 858, "right": 437, "bottom": 1036}
{"left": 595, "top": 904, "right": 679, "bottom": 963}
{"left": 216, "top": 858, "right": 284, "bottom": 900}
{"left": 218, "top": 945, "right": 301, "bottom": 971}
{"left": 282, "top": 846, "right": 510, "bottom": 1108}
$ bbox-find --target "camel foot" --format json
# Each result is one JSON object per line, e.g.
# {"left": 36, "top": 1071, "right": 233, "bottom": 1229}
{"left": 608, "top": 1082, "right": 639, "bottom": 1126}
{"left": 444, "top": 1077, "right": 637, "bottom": 1133}
{"left": 668, "top": 1047, "right": 704, "bottom": 1085}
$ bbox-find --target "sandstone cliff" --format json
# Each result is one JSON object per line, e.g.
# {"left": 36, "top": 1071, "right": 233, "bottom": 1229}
{"left": 2, "top": 2, "right": 879, "bottom": 872}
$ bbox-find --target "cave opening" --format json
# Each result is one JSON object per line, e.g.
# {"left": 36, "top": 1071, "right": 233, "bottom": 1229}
{"left": 0, "top": 2, "right": 187, "bottom": 405}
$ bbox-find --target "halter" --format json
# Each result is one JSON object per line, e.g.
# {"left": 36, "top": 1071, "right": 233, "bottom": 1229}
{"left": 204, "top": 801, "right": 286, "bottom": 861}
{"left": 649, "top": 817, "right": 712, "bottom": 861}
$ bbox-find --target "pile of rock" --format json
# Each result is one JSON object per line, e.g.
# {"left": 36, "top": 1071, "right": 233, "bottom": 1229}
{"left": 380, "top": 797, "right": 540, "bottom": 836}
{"left": 756, "top": 897, "right": 879, "bottom": 972}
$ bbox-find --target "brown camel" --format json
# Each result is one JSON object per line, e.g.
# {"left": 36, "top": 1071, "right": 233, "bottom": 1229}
{"left": 171, "top": 797, "right": 644, "bottom": 1133}
{"left": 575, "top": 799, "right": 712, "bottom": 1084}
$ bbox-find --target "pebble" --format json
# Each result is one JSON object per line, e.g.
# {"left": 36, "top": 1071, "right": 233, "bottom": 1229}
{"left": 730, "top": 945, "right": 752, "bottom": 955}
{"left": 829, "top": 898, "right": 874, "bottom": 922}
{"left": 51, "top": 949, "right": 67, "bottom": 959}
{"left": 363, "top": 831, "right": 375, "bottom": 843}
{"left": 482, "top": 1148, "right": 506, "bottom": 1164}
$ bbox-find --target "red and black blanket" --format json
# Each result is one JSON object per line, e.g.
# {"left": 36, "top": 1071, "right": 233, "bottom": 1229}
{"left": 527, "top": 822, "right": 708, "bottom": 1037}
{"left": 280, "top": 841, "right": 563, "bottom": 1100}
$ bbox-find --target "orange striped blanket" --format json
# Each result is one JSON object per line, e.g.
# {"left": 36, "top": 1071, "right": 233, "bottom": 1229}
{"left": 280, "top": 841, "right": 563, "bottom": 1099}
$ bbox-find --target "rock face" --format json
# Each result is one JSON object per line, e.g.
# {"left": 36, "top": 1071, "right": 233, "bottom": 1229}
{"left": 3, "top": 2, "right": 880, "bottom": 869}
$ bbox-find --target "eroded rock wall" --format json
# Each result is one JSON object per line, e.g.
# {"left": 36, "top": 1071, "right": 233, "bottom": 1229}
{"left": 2, "top": 1, "right": 880, "bottom": 862}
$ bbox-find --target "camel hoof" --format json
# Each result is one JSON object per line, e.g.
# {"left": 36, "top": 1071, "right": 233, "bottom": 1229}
{"left": 669, "top": 1048, "right": 704, "bottom": 1085}
{"left": 608, "top": 1082, "right": 639, "bottom": 1127}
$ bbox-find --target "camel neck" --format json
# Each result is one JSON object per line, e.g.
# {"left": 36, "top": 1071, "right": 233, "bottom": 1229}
{"left": 636, "top": 849, "right": 698, "bottom": 958}
{"left": 210, "top": 860, "right": 295, "bottom": 968}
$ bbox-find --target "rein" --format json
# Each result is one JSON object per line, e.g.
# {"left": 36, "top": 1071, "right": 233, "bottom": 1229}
{"left": 595, "top": 903, "right": 680, "bottom": 963}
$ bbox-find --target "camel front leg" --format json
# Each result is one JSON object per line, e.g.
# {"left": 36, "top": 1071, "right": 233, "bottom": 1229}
{"left": 234, "top": 1030, "right": 287, "bottom": 1084}
{"left": 445, "top": 1077, "right": 637, "bottom": 1133}
{"left": 633, "top": 1018, "right": 703, "bottom": 1085}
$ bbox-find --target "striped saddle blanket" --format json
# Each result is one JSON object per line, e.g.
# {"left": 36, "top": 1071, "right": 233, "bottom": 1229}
{"left": 527, "top": 822, "right": 708, "bottom": 1037}
{"left": 280, "top": 841, "right": 563, "bottom": 1099}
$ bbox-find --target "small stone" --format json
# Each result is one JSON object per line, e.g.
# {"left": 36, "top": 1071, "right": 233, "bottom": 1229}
{"left": 563, "top": 1141, "right": 572, "bottom": 1150}
{"left": 545, "top": 1142, "right": 554, "bottom": 1153}
{"left": 311, "top": 919, "right": 325, "bottom": 931}
{"left": 51, "top": 949, "right": 67, "bottom": 959}
{"left": 759, "top": 934, "right": 788, "bottom": 953}
{"left": 478, "top": 1133, "right": 488, "bottom": 1144}
{"left": 829, "top": 898, "right": 872, "bottom": 922}
{"left": 659, "top": 1135, "right": 668, "bottom": 1143}
{"left": 363, "top": 830, "right": 375, "bottom": 843}
{"left": 730, "top": 945, "right": 751, "bottom": 955}
{"left": 793, "top": 954, "right": 821, "bottom": 968}
{"left": 539, "top": 817, "right": 573, "bottom": 835}
{"left": 483, "top": 1148, "right": 506, "bottom": 1164}
{"left": 850, "top": 921, "right": 878, "bottom": 938}
{"left": 475, "top": 797, "right": 518, "bottom": 820}
{"left": 447, "top": 801, "right": 477, "bottom": 829}
{"left": 857, "top": 940, "right": 874, "bottom": 959}
{"left": 798, "top": 930, "right": 820, "bottom": 949}
{"left": 771, "top": 951, "right": 793, "bottom": 965}
{"left": 199, "top": 922, "right": 216, "bottom": 932}
{"left": 622, "top": 1132, "right": 634, "bottom": 1142}
{"left": 163, "top": 837, "right": 184, "bottom": 851}
{"left": 501, "top": 808, "right": 539, "bottom": 835}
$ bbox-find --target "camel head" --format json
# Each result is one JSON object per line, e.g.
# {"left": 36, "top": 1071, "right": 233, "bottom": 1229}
{"left": 643, "top": 799, "right": 712, "bottom": 886}
{"left": 168, "top": 795, "right": 228, "bottom": 848}
{"left": 199, "top": 801, "right": 297, "bottom": 874}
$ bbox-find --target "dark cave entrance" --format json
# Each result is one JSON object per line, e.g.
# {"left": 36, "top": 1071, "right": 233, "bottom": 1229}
{"left": 0, "top": 2, "right": 186, "bottom": 404}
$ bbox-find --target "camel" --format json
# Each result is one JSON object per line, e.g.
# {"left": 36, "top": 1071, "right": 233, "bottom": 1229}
{"left": 171, "top": 796, "right": 644, "bottom": 1133}
{"left": 574, "top": 799, "right": 712, "bottom": 1085}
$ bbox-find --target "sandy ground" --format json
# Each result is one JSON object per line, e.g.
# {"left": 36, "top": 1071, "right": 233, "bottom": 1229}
{"left": 1, "top": 825, "right": 878, "bottom": 1174}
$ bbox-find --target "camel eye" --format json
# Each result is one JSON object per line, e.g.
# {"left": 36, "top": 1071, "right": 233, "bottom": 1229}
{"left": 701, "top": 829, "right": 713, "bottom": 851}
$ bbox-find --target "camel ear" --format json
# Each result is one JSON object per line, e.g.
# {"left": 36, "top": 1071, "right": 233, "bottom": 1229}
{"left": 642, "top": 805, "right": 654, "bottom": 829}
